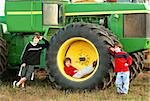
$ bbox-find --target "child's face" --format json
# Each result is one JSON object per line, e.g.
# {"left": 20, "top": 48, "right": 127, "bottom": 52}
{"left": 114, "top": 46, "right": 121, "bottom": 53}
{"left": 33, "top": 37, "right": 40, "bottom": 44}
{"left": 65, "top": 60, "right": 71, "bottom": 67}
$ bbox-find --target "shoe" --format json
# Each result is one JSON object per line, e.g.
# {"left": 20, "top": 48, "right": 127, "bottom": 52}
{"left": 13, "top": 80, "right": 17, "bottom": 88}
{"left": 93, "top": 60, "right": 97, "bottom": 67}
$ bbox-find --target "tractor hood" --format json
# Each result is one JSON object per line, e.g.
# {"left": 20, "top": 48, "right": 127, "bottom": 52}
{"left": 65, "top": 3, "right": 150, "bottom": 16}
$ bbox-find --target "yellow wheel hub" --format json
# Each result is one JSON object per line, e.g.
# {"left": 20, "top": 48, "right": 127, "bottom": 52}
{"left": 57, "top": 37, "right": 99, "bottom": 82}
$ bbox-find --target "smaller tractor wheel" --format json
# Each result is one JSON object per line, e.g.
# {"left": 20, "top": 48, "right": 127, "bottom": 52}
{"left": 137, "top": 52, "right": 145, "bottom": 70}
{"left": 129, "top": 53, "right": 141, "bottom": 81}
{"left": 129, "top": 63, "right": 138, "bottom": 81}
{"left": 0, "top": 37, "right": 7, "bottom": 75}
{"left": 141, "top": 51, "right": 146, "bottom": 58}
{"left": 131, "top": 53, "right": 142, "bottom": 73}
{"left": 129, "top": 51, "right": 146, "bottom": 81}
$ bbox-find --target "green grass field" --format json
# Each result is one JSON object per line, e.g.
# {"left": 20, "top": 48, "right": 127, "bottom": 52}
{"left": 0, "top": 72, "right": 149, "bottom": 101}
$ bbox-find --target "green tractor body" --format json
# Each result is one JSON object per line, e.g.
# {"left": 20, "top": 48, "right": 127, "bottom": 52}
{"left": 0, "top": 0, "right": 150, "bottom": 89}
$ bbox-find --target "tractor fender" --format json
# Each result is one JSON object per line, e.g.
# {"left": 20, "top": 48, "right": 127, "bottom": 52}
{"left": 0, "top": 23, "right": 7, "bottom": 34}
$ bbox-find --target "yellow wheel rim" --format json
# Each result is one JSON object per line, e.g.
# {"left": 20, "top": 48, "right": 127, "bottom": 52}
{"left": 57, "top": 37, "right": 99, "bottom": 82}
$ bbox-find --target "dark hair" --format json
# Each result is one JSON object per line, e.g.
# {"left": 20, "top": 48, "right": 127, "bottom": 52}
{"left": 32, "top": 32, "right": 40, "bottom": 39}
{"left": 64, "top": 57, "right": 71, "bottom": 65}
{"left": 114, "top": 42, "right": 122, "bottom": 48}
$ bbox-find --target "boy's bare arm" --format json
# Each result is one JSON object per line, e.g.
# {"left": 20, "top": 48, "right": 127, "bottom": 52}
{"left": 21, "top": 63, "right": 26, "bottom": 67}
{"left": 127, "top": 55, "right": 133, "bottom": 66}
{"left": 39, "top": 36, "right": 43, "bottom": 40}
{"left": 39, "top": 37, "right": 49, "bottom": 49}
{"left": 21, "top": 44, "right": 30, "bottom": 65}
{"left": 124, "top": 63, "right": 129, "bottom": 67}
{"left": 108, "top": 47, "right": 115, "bottom": 56}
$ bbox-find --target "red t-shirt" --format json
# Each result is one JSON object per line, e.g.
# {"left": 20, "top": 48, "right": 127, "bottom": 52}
{"left": 64, "top": 65, "right": 78, "bottom": 76}
{"left": 114, "top": 51, "right": 132, "bottom": 72}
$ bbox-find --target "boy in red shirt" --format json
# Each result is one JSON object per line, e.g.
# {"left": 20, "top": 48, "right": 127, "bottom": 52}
{"left": 109, "top": 42, "right": 132, "bottom": 94}
{"left": 64, "top": 58, "right": 97, "bottom": 78}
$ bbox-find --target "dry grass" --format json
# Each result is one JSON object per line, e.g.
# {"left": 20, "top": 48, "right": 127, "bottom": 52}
{"left": 0, "top": 72, "right": 149, "bottom": 101}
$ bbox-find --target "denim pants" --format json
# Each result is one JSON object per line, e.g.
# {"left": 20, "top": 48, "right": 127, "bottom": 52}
{"left": 115, "top": 71, "right": 130, "bottom": 94}
{"left": 18, "top": 65, "right": 35, "bottom": 80}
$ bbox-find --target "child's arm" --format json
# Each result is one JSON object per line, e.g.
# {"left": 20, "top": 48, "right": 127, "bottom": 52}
{"left": 21, "top": 63, "right": 26, "bottom": 67}
{"left": 108, "top": 47, "right": 115, "bottom": 56}
{"left": 64, "top": 66, "right": 78, "bottom": 76}
{"left": 39, "top": 37, "right": 49, "bottom": 49}
{"left": 21, "top": 44, "right": 30, "bottom": 65}
{"left": 126, "top": 55, "right": 132, "bottom": 66}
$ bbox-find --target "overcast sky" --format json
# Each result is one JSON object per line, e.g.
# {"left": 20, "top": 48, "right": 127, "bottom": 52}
{"left": 0, "top": 0, "right": 5, "bottom": 16}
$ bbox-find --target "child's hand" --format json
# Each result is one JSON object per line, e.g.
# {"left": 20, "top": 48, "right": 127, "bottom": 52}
{"left": 125, "top": 63, "right": 129, "bottom": 67}
{"left": 21, "top": 63, "right": 26, "bottom": 67}
{"left": 109, "top": 47, "right": 115, "bottom": 52}
{"left": 39, "top": 36, "right": 43, "bottom": 40}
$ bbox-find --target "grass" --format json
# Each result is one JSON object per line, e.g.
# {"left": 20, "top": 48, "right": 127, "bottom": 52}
{"left": 0, "top": 72, "right": 149, "bottom": 101}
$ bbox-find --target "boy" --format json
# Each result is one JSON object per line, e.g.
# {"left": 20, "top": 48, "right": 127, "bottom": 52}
{"left": 13, "top": 33, "right": 49, "bottom": 88}
{"left": 64, "top": 57, "right": 97, "bottom": 78}
{"left": 109, "top": 42, "right": 132, "bottom": 94}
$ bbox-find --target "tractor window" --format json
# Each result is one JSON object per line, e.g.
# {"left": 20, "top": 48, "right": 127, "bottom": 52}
{"left": 43, "top": 3, "right": 63, "bottom": 26}
{"left": 124, "top": 14, "right": 146, "bottom": 38}
{"left": 146, "top": 14, "right": 150, "bottom": 38}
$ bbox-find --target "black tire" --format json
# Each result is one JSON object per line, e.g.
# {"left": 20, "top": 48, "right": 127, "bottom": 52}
{"left": 0, "top": 37, "right": 7, "bottom": 75}
{"left": 132, "top": 53, "right": 142, "bottom": 73}
{"left": 46, "top": 23, "right": 117, "bottom": 90}
{"left": 130, "top": 52, "right": 143, "bottom": 81}
{"left": 129, "top": 60, "right": 138, "bottom": 81}
{"left": 137, "top": 52, "right": 145, "bottom": 70}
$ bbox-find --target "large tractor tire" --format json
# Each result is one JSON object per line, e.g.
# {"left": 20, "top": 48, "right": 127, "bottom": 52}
{"left": 46, "top": 23, "right": 117, "bottom": 90}
{"left": 0, "top": 37, "right": 7, "bottom": 75}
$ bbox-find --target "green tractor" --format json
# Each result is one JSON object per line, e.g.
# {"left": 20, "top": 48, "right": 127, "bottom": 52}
{"left": 0, "top": 0, "right": 150, "bottom": 90}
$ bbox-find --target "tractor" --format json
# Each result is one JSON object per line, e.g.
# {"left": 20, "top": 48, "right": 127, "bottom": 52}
{"left": 0, "top": 0, "right": 150, "bottom": 90}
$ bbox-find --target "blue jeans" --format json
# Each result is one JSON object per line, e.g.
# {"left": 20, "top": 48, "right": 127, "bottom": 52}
{"left": 115, "top": 71, "right": 130, "bottom": 94}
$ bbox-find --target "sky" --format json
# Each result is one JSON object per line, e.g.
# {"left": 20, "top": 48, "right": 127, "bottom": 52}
{"left": 0, "top": 0, "right": 5, "bottom": 16}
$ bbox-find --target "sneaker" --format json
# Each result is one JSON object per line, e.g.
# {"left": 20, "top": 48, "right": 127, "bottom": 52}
{"left": 13, "top": 80, "right": 17, "bottom": 88}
